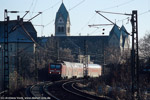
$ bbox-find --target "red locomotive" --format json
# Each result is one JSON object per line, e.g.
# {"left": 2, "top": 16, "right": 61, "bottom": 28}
{"left": 49, "top": 61, "right": 102, "bottom": 79}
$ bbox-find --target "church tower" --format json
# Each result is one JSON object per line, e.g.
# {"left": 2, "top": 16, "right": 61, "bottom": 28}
{"left": 55, "top": 2, "right": 70, "bottom": 36}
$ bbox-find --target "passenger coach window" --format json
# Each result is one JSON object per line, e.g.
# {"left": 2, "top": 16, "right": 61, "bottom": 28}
{"left": 50, "top": 65, "right": 55, "bottom": 69}
{"left": 56, "top": 65, "right": 61, "bottom": 69}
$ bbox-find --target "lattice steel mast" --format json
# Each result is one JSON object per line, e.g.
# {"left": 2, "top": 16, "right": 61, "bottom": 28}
{"left": 131, "top": 10, "right": 139, "bottom": 100}
{"left": 4, "top": 9, "right": 9, "bottom": 95}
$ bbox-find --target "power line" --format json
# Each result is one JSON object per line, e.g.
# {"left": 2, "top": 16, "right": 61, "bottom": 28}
{"left": 95, "top": 11, "right": 132, "bottom": 35}
{"left": 96, "top": 11, "right": 131, "bottom": 16}
{"left": 75, "top": 13, "right": 96, "bottom": 35}
{"left": 115, "top": 17, "right": 130, "bottom": 25}
{"left": 101, "top": 0, "right": 135, "bottom": 10}
{"left": 42, "top": 0, "right": 61, "bottom": 12}
{"left": 69, "top": 0, "right": 85, "bottom": 11}
{"left": 31, "top": 0, "right": 38, "bottom": 17}
{"left": 139, "top": 10, "right": 150, "bottom": 16}
{"left": 28, "top": 0, "right": 35, "bottom": 12}
{"left": 44, "top": 19, "right": 54, "bottom": 27}
{"left": 88, "top": 28, "right": 100, "bottom": 35}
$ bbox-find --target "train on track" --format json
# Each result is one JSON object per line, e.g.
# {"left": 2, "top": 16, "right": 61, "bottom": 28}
{"left": 48, "top": 61, "right": 102, "bottom": 79}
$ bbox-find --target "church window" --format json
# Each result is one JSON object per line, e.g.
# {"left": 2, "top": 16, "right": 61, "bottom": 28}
{"left": 61, "top": 27, "right": 64, "bottom": 32}
{"left": 58, "top": 27, "right": 61, "bottom": 32}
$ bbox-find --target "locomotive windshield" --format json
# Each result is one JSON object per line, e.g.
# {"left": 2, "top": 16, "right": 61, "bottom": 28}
{"left": 56, "top": 65, "right": 61, "bottom": 69}
{"left": 50, "top": 64, "right": 55, "bottom": 69}
{"left": 50, "top": 64, "right": 61, "bottom": 69}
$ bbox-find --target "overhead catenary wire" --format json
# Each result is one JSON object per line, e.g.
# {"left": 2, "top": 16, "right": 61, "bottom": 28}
{"left": 28, "top": 0, "right": 35, "bottom": 12}
{"left": 28, "top": 0, "right": 36, "bottom": 18}
{"left": 30, "top": 0, "right": 61, "bottom": 36}
{"left": 115, "top": 17, "right": 130, "bottom": 25}
{"left": 42, "top": 0, "right": 61, "bottom": 12}
{"left": 96, "top": 11, "right": 131, "bottom": 16}
{"left": 86, "top": 0, "right": 134, "bottom": 36}
{"left": 13, "top": 0, "right": 149, "bottom": 38}
{"left": 75, "top": 13, "right": 97, "bottom": 35}
{"left": 95, "top": 11, "right": 132, "bottom": 36}
{"left": 25, "top": 0, "right": 87, "bottom": 36}
{"left": 101, "top": 0, "right": 135, "bottom": 10}
{"left": 88, "top": 28, "right": 100, "bottom": 35}
{"left": 30, "top": 0, "right": 38, "bottom": 17}
{"left": 69, "top": 0, "right": 85, "bottom": 11}
{"left": 44, "top": 19, "right": 54, "bottom": 27}
{"left": 138, "top": 10, "right": 150, "bottom": 16}
{"left": 32, "top": 0, "right": 38, "bottom": 13}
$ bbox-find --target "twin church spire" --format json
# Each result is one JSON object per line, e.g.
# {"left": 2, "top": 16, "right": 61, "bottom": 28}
{"left": 55, "top": 2, "right": 70, "bottom": 36}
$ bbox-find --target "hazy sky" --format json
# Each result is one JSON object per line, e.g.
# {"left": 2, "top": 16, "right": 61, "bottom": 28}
{"left": 0, "top": 0, "right": 150, "bottom": 39}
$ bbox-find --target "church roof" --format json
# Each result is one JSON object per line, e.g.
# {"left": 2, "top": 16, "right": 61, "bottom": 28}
{"left": 55, "top": 3, "right": 69, "bottom": 23}
{"left": 120, "top": 25, "right": 129, "bottom": 47}
{"left": 109, "top": 24, "right": 121, "bottom": 40}
{"left": 120, "top": 25, "right": 128, "bottom": 37}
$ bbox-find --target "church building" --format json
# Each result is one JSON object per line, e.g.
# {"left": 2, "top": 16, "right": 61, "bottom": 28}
{"left": 38, "top": 2, "right": 130, "bottom": 64}
{"left": 55, "top": 2, "right": 70, "bottom": 36}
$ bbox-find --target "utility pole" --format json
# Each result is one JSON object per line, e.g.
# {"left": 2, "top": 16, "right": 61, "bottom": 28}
{"left": 4, "top": 9, "right": 9, "bottom": 96}
{"left": 131, "top": 10, "right": 139, "bottom": 100}
{"left": 83, "top": 40, "right": 88, "bottom": 78}
{"left": 3, "top": 10, "right": 41, "bottom": 95}
{"left": 94, "top": 10, "right": 139, "bottom": 100}
{"left": 17, "top": 16, "right": 21, "bottom": 89}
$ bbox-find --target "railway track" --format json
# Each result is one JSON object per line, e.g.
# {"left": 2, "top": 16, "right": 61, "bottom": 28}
{"left": 0, "top": 90, "right": 8, "bottom": 97}
{"left": 26, "top": 81, "right": 59, "bottom": 100}
{"left": 62, "top": 80, "right": 111, "bottom": 100}
{"left": 26, "top": 79, "right": 112, "bottom": 100}
{"left": 48, "top": 79, "right": 111, "bottom": 100}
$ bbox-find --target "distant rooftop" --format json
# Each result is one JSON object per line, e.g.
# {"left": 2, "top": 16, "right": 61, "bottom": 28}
{"left": 0, "top": 20, "right": 37, "bottom": 43}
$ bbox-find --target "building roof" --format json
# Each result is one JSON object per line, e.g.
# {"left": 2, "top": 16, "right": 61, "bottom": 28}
{"left": 37, "top": 35, "right": 109, "bottom": 56}
{"left": 55, "top": 3, "right": 69, "bottom": 23}
{"left": 0, "top": 20, "right": 37, "bottom": 43}
{"left": 120, "top": 25, "right": 129, "bottom": 47}
{"left": 120, "top": 25, "right": 128, "bottom": 37}
{"left": 109, "top": 24, "right": 121, "bottom": 40}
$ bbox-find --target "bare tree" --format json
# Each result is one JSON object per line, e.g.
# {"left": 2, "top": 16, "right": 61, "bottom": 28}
{"left": 139, "top": 32, "right": 150, "bottom": 61}
{"left": 44, "top": 38, "right": 74, "bottom": 62}
{"left": 105, "top": 47, "right": 121, "bottom": 65}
